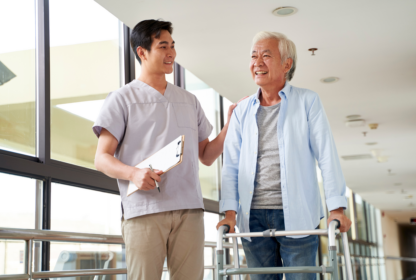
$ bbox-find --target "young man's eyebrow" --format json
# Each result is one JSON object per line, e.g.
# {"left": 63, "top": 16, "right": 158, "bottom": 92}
{"left": 158, "top": 40, "right": 175, "bottom": 45}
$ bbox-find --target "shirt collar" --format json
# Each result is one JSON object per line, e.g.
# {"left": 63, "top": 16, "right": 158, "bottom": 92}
{"left": 253, "top": 81, "right": 291, "bottom": 105}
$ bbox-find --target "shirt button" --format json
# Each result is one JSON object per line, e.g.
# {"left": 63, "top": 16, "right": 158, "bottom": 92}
{"left": 246, "top": 212, "right": 248, "bottom": 215}
{"left": 254, "top": 152, "right": 257, "bottom": 154}
{"left": 250, "top": 191, "right": 252, "bottom": 194}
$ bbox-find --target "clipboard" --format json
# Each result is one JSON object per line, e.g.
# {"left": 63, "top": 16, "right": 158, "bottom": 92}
{"left": 127, "top": 135, "right": 185, "bottom": 196}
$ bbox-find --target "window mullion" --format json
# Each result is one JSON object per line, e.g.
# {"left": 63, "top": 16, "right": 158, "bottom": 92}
{"left": 35, "top": 0, "right": 51, "bottom": 165}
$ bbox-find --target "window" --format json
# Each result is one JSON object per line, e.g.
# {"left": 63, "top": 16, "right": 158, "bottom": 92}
{"left": 49, "top": 183, "right": 124, "bottom": 276}
{"left": 185, "top": 69, "right": 221, "bottom": 201}
{"left": 51, "top": 183, "right": 121, "bottom": 235}
{"left": 49, "top": 0, "right": 122, "bottom": 169}
{"left": 0, "top": 173, "right": 38, "bottom": 229}
{"left": 0, "top": 173, "right": 39, "bottom": 275}
{"left": 355, "top": 194, "right": 368, "bottom": 241}
{"left": 0, "top": 0, "right": 36, "bottom": 156}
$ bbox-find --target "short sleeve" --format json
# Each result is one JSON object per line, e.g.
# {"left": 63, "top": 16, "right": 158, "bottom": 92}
{"left": 92, "top": 91, "right": 127, "bottom": 143}
{"left": 195, "top": 97, "right": 213, "bottom": 142}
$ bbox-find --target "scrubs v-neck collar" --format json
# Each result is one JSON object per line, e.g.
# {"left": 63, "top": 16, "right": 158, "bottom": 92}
{"left": 131, "top": 79, "right": 171, "bottom": 102}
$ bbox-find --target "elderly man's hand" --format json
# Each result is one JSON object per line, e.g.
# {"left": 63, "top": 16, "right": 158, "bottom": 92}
{"left": 226, "top": 97, "right": 249, "bottom": 125}
{"left": 216, "top": 211, "right": 237, "bottom": 233}
{"left": 327, "top": 207, "right": 352, "bottom": 232}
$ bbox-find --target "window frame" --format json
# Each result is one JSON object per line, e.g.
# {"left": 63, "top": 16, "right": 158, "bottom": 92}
{"left": 0, "top": 0, "right": 222, "bottom": 273}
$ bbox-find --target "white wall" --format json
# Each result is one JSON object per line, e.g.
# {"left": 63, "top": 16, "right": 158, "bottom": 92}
{"left": 381, "top": 213, "right": 402, "bottom": 280}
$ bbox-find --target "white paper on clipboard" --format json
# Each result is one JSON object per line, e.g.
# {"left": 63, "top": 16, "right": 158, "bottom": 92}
{"left": 127, "top": 135, "right": 185, "bottom": 196}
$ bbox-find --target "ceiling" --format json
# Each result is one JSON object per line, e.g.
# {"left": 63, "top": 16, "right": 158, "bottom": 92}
{"left": 95, "top": 0, "right": 416, "bottom": 221}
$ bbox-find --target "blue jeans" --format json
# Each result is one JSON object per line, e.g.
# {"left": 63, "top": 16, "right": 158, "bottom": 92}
{"left": 241, "top": 209, "right": 319, "bottom": 280}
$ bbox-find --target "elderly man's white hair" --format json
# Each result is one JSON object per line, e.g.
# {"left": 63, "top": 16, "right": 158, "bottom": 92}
{"left": 252, "top": 31, "right": 297, "bottom": 81}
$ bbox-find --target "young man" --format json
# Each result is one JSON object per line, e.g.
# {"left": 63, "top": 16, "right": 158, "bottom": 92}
{"left": 93, "top": 20, "right": 240, "bottom": 280}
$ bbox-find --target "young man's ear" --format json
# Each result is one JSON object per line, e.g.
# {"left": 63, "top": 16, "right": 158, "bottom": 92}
{"left": 137, "top": 46, "right": 147, "bottom": 62}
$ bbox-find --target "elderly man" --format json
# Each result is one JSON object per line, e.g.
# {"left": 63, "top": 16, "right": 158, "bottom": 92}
{"left": 217, "top": 31, "right": 352, "bottom": 280}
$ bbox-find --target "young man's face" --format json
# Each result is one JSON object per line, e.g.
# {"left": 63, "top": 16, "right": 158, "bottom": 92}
{"left": 141, "top": 30, "right": 176, "bottom": 75}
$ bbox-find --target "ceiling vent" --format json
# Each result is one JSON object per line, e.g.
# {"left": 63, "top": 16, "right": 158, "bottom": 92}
{"left": 341, "top": 154, "right": 373, "bottom": 160}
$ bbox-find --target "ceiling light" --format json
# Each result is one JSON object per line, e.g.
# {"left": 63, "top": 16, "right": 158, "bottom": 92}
{"left": 346, "top": 115, "right": 361, "bottom": 120}
{"left": 341, "top": 154, "right": 373, "bottom": 160}
{"left": 345, "top": 119, "right": 365, "bottom": 127}
{"left": 321, "top": 77, "right": 339, "bottom": 83}
{"left": 377, "top": 156, "right": 388, "bottom": 163}
{"left": 365, "top": 142, "right": 378, "bottom": 146}
{"left": 368, "top": 123, "right": 379, "bottom": 130}
{"left": 272, "top": 7, "right": 298, "bottom": 17}
{"left": 371, "top": 149, "right": 382, "bottom": 157}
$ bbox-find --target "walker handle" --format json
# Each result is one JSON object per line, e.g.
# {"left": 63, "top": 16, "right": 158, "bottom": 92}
{"left": 333, "top": 219, "right": 341, "bottom": 229}
{"left": 223, "top": 224, "right": 230, "bottom": 234}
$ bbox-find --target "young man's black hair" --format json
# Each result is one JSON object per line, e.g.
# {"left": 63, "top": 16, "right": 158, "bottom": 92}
{"left": 130, "top": 19, "right": 173, "bottom": 64}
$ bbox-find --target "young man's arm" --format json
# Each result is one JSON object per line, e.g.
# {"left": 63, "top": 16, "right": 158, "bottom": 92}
{"left": 95, "top": 128, "right": 162, "bottom": 191}
{"left": 198, "top": 97, "right": 247, "bottom": 166}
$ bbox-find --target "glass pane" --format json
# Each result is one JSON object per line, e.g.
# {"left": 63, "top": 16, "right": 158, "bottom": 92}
{"left": 204, "top": 212, "right": 219, "bottom": 242}
{"left": 0, "top": 0, "right": 36, "bottom": 155}
{"left": 0, "top": 173, "right": 37, "bottom": 229}
{"left": 49, "top": 242, "right": 125, "bottom": 278}
{"left": 135, "top": 59, "right": 174, "bottom": 84}
{"left": 355, "top": 194, "right": 368, "bottom": 241}
{"left": 0, "top": 240, "right": 26, "bottom": 275}
{"left": 49, "top": 0, "right": 121, "bottom": 169}
{"left": 185, "top": 69, "right": 220, "bottom": 201}
{"left": 51, "top": 183, "right": 121, "bottom": 235}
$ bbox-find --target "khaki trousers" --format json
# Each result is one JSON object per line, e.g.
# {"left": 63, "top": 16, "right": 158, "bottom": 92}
{"left": 121, "top": 209, "right": 204, "bottom": 280}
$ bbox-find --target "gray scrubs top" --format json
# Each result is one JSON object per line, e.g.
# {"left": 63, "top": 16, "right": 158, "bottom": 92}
{"left": 93, "top": 80, "right": 213, "bottom": 219}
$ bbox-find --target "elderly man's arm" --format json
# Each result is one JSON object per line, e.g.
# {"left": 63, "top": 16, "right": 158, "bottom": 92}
{"left": 308, "top": 93, "right": 352, "bottom": 232}
{"left": 216, "top": 110, "right": 242, "bottom": 233}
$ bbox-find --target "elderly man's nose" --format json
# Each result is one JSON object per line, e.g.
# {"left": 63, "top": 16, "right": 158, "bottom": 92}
{"left": 254, "top": 57, "right": 264, "bottom": 66}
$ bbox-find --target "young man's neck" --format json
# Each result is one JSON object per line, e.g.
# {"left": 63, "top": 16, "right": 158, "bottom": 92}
{"left": 138, "top": 68, "right": 168, "bottom": 95}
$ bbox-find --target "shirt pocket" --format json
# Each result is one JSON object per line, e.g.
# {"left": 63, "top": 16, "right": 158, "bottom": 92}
{"left": 172, "top": 103, "right": 197, "bottom": 130}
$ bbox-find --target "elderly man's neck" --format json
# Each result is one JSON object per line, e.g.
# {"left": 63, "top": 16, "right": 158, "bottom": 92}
{"left": 259, "top": 81, "right": 285, "bottom": 106}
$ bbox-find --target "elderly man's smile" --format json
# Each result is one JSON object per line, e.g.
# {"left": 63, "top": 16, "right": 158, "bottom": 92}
{"left": 255, "top": 71, "right": 268, "bottom": 75}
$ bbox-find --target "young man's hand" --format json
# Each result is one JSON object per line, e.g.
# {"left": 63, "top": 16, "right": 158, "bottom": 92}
{"left": 226, "top": 97, "right": 249, "bottom": 125}
{"left": 130, "top": 168, "right": 163, "bottom": 191}
{"left": 327, "top": 207, "right": 352, "bottom": 232}
{"left": 216, "top": 211, "right": 237, "bottom": 233}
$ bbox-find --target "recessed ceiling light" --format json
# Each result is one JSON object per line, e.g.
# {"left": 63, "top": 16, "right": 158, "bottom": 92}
{"left": 321, "top": 77, "right": 339, "bottom": 83}
{"left": 365, "top": 142, "right": 378, "bottom": 146}
{"left": 346, "top": 115, "right": 361, "bottom": 120}
{"left": 272, "top": 7, "right": 298, "bottom": 17}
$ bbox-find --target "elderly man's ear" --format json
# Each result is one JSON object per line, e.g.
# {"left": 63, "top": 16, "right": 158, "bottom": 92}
{"left": 284, "top": 58, "right": 293, "bottom": 73}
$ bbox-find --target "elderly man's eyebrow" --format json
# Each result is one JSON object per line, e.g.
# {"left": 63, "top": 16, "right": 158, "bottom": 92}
{"left": 251, "top": 49, "right": 272, "bottom": 54}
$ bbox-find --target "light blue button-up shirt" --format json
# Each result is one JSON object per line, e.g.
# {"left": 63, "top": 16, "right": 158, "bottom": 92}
{"left": 220, "top": 82, "right": 347, "bottom": 240}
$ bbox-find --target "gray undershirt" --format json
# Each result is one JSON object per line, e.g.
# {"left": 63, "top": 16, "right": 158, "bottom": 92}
{"left": 251, "top": 102, "right": 283, "bottom": 209}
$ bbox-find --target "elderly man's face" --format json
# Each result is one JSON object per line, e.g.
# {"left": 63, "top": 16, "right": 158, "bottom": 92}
{"left": 250, "top": 38, "right": 291, "bottom": 88}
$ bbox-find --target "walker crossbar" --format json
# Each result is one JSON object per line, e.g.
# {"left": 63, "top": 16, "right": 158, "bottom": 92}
{"left": 216, "top": 220, "right": 353, "bottom": 280}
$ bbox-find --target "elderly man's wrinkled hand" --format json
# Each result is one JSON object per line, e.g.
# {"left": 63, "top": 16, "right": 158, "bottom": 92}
{"left": 216, "top": 211, "right": 237, "bottom": 233}
{"left": 327, "top": 208, "right": 352, "bottom": 232}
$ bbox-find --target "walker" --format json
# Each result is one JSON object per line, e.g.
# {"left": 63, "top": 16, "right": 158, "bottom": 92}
{"left": 216, "top": 220, "right": 353, "bottom": 279}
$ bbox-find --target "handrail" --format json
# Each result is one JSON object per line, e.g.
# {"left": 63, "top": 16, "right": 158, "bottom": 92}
{"left": 0, "top": 227, "right": 242, "bottom": 279}
{"left": 1, "top": 227, "right": 415, "bottom": 280}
